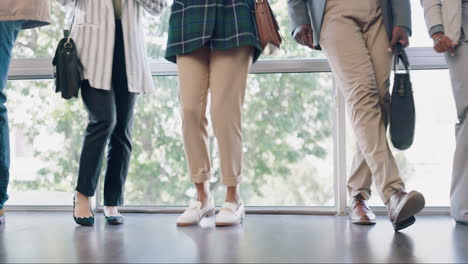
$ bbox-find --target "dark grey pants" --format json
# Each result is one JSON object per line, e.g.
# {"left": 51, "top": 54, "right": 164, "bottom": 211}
{"left": 76, "top": 20, "right": 136, "bottom": 206}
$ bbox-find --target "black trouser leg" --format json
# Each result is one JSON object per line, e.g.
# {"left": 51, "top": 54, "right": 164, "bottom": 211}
{"left": 103, "top": 19, "right": 137, "bottom": 206}
{"left": 76, "top": 82, "right": 117, "bottom": 197}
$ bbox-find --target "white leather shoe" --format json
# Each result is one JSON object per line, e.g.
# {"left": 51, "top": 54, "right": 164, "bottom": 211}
{"left": 176, "top": 197, "right": 215, "bottom": 226}
{"left": 215, "top": 201, "right": 245, "bottom": 227}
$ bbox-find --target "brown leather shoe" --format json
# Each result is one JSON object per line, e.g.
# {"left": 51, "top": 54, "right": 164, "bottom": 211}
{"left": 386, "top": 190, "right": 425, "bottom": 231}
{"left": 349, "top": 196, "right": 376, "bottom": 225}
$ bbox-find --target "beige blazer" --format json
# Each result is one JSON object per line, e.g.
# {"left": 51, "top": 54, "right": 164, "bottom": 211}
{"left": 57, "top": 0, "right": 166, "bottom": 93}
{"left": 421, "top": 0, "right": 462, "bottom": 42}
{"left": 0, "top": 0, "right": 50, "bottom": 29}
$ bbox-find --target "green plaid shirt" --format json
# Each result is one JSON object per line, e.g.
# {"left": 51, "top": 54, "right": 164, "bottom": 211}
{"left": 165, "top": 0, "right": 261, "bottom": 63}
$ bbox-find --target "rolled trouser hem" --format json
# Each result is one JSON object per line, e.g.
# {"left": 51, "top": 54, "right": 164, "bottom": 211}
{"left": 190, "top": 171, "right": 211, "bottom": 184}
{"left": 381, "top": 184, "right": 405, "bottom": 205}
{"left": 349, "top": 189, "right": 371, "bottom": 201}
{"left": 75, "top": 187, "right": 95, "bottom": 198}
{"left": 104, "top": 200, "right": 124, "bottom": 207}
{"left": 222, "top": 175, "right": 243, "bottom": 187}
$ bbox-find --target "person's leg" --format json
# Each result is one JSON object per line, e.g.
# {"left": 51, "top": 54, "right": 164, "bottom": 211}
{"left": 362, "top": 3, "right": 405, "bottom": 202}
{"left": 346, "top": 22, "right": 394, "bottom": 201}
{"left": 177, "top": 46, "right": 212, "bottom": 206}
{"left": 321, "top": 0, "right": 423, "bottom": 230}
{"left": 0, "top": 21, "right": 22, "bottom": 213}
{"left": 209, "top": 46, "right": 253, "bottom": 205}
{"left": 446, "top": 43, "right": 468, "bottom": 223}
{"left": 103, "top": 20, "right": 136, "bottom": 216}
{"left": 320, "top": 0, "right": 403, "bottom": 205}
{"left": 75, "top": 81, "right": 116, "bottom": 217}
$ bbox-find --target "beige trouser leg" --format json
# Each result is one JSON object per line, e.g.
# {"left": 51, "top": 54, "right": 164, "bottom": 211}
{"left": 320, "top": 0, "right": 405, "bottom": 203}
{"left": 177, "top": 46, "right": 253, "bottom": 186}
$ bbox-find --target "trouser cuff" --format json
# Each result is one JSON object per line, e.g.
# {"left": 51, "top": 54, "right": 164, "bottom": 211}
{"left": 349, "top": 189, "right": 371, "bottom": 201}
{"left": 191, "top": 171, "right": 211, "bottom": 184}
{"left": 75, "top": 187, "right": 95, "bottom": 198}
{"left": 222, "top": 175, "right": 243, "bottom": 187}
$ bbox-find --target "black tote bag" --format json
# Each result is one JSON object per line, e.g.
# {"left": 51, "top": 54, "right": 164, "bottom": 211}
{"left": 389, "top": 43, "right": 415, "bottom": 150}
{"left": 52, "top": 3, "right": 81, "bottom": 100}
{"left": 52, "top": 30, "right": 81, "bottom": 99}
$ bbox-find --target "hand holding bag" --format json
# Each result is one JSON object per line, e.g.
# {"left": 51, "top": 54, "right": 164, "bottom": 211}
{"left": 52, "top": 3, "right": 81, "bottom": 100}
{"left": 389, "top": 43, "right": 415, "bottom": 150}
{"left": 255, "top": 0, "right": 282, "bottom": 55}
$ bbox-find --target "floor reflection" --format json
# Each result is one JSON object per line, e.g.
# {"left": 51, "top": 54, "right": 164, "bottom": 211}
{"left": 453, "top": 222, "right": 468, "bottom": 263}
{"left": 177, "top": 221, "right": 244, "bottom": 263}
{"left": 0, "top": 224, "right": 7, "bottom": 263}
{"left": 385, "top": 232, "right": 419, "bottom": 263}
{"left": 346, "top": 222, "right": 377, "bottom": 263}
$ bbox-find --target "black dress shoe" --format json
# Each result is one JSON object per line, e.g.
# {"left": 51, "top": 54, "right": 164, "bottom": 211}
{"left": 386, "top": 190, "right": 425, "bottom": 231}
{"left": 73, "top": 196, "right": 95, "bottom": 226}
{"left": 104, "top": 213, "right": 125, "bottom": 225}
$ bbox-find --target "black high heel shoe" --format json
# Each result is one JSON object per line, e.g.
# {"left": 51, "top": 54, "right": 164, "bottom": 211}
{"left": 73, "top": 196, "right": 95, "bottom": 226}
{"left": 103, "top": 208, "right": 125, "bottom": 225}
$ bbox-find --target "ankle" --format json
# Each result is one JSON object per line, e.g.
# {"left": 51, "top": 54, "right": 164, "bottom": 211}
{"left": 196, "top": 192, "right": 211, "bottom": 207}
{"left": 225, "top": 186, "right": 241, "bottom": 205}
{"left": 104, "top": 206, "right": 120, "bottom": 216}
{"left": 75, "top": 192, "right": 90, "bottom": 203}
{"left": 195, "top": 181, "right": 211, "bottom": 205}
{"left": 225, "top": 196, "right": 242, "bottom": 205}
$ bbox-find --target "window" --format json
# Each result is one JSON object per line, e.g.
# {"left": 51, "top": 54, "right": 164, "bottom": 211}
{"left": 124, "top": 73, "right": 334, "bottom": 206}
{"left": 7, "top": 0, "right": 452, "bottom": 211}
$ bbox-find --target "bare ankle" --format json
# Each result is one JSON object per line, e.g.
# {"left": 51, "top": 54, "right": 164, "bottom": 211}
{"left": 225, "top": 186, "right": 241, "bottom": 205}
{"left": 75, "top": 192, "right": 89, "bottom": 202}
{"left": 195, "top": 182, "right": 211, "bottom": 206}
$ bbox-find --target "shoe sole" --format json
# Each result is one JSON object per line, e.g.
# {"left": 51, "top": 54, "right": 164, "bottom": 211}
{"left": 393, "top": 216, "right": 416, "bottom": 231}
{"left": 215, "top": 220, "right": 242, "bottom": 227}
{"left": 106, "top": 219, "right": 125, "bottom": 225}
{"left": 216, "top": 212, "right": 245, "bottom": 227}
{"left": 74, "top": 219, "right": 95, "bottom": 226}
{"left": 351, "top": 219, "right": 376, "bottom": 225}
{"left": 176, "top": 208, "right": 215, "bottom": 227}
{"left": 394, "top": 191, "right": 426, "bottom": 224}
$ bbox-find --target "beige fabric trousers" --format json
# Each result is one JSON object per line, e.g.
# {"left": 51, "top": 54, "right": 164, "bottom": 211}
{"left": 177, "top": 46, "right": 253, "bottom": 186}
{"left": 320, "top": 0, "right": 405, "bottom": 203}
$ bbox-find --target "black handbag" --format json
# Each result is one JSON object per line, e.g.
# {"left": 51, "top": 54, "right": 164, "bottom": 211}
{"left": 389, "top": 43, "right": 415, "bottom": 150}
{"left": 52, "top": 3, "right": 81, "bottom": 100}
{"left": 52, "top": 30, "right": 81, "bottom": 99}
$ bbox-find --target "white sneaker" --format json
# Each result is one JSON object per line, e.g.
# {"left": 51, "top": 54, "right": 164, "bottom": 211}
{"left": 215, "top": 201, "right": 245, "bottom": 227}
{"left": 176, "top": 197, "right": 215, "bottom": 226}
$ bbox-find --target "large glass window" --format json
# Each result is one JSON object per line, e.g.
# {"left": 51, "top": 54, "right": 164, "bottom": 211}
{"left": 7, "top": 72, "right": 334, "bottom": 207}
{"left": 7, "top": 0, "right": 452, "bottom": 210}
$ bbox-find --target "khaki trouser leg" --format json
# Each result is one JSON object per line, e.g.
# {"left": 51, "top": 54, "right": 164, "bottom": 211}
{"left": 320, "top": 0, "right": 405, "bottom": 203}
{"left": 177, "top": 46, "right": 252, "bottom": 186}
{"left": 210, "top": 46, "right": 253, "bottom": 186}
{"left": 177, "top": 46, "right": 211, "bottom": 183}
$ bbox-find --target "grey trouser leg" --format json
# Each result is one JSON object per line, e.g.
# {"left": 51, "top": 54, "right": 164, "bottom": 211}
{"left": 446, "top": 43, "right": 468, "bottom": 222}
